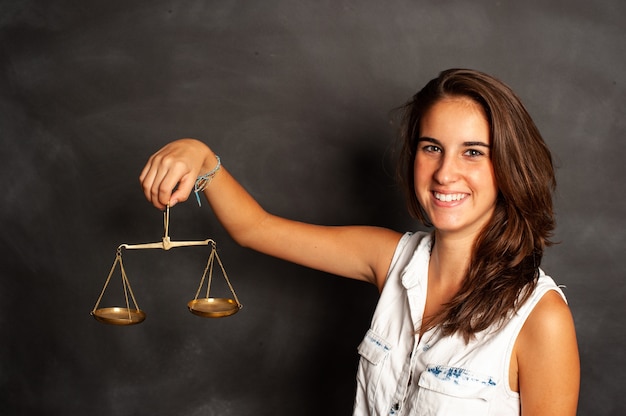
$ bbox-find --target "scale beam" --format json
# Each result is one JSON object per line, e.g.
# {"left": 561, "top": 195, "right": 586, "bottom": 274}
{"left": 120, "top": 237, "right": 212, "bottom": 251}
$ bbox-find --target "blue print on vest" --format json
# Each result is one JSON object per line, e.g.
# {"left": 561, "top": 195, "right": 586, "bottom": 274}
{"left": 427, "top": 365, "right": 497, "bottom": 386}
{"left": 367, "top": 334, "right": 391, "bottom": 351}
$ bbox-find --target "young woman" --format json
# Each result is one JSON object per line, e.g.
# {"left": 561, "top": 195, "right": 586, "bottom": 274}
{"left": 139, "top": 68, "right": 579, "bottom": 415}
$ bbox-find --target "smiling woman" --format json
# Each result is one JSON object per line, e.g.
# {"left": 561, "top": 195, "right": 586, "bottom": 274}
{"left": 139, "top": 68, "right": 579, "bottom": 415}
{"left": 397, "top": 69, "right": 561, "bottom": 340}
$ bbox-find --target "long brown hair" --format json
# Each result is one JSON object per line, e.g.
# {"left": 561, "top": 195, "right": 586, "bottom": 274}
{"left": 398, "top": 68, "right": 556, "bottom": 340}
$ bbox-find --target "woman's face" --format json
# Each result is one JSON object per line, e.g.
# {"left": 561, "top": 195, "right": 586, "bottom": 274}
{"left": 414, "top": 97, "right": 498, "bottom": 240}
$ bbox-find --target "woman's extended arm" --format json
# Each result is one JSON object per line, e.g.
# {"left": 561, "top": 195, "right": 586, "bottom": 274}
{"left": 139, "top": 138, "right": 402, "bottom": 290}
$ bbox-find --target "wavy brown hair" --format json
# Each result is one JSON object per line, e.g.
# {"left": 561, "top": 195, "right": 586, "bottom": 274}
{"left": 397, "top": 68, "right": 556, "bottom": 340}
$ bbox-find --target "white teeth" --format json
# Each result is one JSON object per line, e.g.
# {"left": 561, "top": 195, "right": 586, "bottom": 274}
{"left": 434, "top": 192, "right": 466, "bottom": 202}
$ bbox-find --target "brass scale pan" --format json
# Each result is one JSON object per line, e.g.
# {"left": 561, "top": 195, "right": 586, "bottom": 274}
{"left": 91, "top": 206, "right": 242, "bottom": 325}
{"left": 92, "top": 300, "right": 240, "bottom": 325}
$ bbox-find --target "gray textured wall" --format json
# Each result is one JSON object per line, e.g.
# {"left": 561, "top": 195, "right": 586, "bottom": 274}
{"left": 1, "top": 1, "right": 624, "bottom": 415}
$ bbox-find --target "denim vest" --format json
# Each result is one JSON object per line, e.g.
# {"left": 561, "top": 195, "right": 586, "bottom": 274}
{"left": 353, "top": 232, "right": 566, "bottom": 416}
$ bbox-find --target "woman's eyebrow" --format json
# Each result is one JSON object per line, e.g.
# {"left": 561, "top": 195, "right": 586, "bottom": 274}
{"left": 416, "top": 136, "right": 440, "bottom": 145}
{"left": 464, "top": 141, "right": 491, "bottom": 148}
{"left": 417, "top": 137, "right": 490, "bottom": 148}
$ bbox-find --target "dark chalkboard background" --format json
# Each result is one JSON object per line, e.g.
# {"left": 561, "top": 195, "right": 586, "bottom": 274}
{"left": 1, "top": 1, "right": 624, "bottom": 415}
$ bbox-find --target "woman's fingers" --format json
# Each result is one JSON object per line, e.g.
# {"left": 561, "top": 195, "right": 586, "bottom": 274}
{"left": 139, "top": 139, "right": 210, "bottom": 209}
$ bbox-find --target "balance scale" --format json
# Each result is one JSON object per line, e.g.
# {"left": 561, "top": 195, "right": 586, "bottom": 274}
{"left": 91, "top": 205, "right": 242, "bottom": 325}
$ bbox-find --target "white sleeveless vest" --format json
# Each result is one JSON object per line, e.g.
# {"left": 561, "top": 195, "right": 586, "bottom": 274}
{"left": 353, "top": 232, "right": 566, "bottom": 416}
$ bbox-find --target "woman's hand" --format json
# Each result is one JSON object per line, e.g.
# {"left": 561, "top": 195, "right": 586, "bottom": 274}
{"left": 139, "top": 138, "right": 218, "bottom": 210}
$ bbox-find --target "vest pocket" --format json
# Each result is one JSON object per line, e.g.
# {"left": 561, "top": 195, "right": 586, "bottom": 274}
{"left": 415, "top": 364, "right": 497, "bottom": 415}
{"left": 357, "top": 329, "right": 393, "bottom": 365}
{"left": 356, "top": 329, "right": 394, "bottom": 408}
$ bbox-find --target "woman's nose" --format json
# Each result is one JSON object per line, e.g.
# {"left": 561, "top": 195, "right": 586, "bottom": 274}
{"left": 433, "top": 154, "right": 460, "bottom": 184}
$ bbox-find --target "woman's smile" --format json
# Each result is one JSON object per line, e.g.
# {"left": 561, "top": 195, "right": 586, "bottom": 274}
{"left": 432, "top": 191, "right": 468, "bottom": 203}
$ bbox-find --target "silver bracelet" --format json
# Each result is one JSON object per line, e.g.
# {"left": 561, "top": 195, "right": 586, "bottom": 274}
{"left": 193, "top": 155, "right": 221, "bottom": 206}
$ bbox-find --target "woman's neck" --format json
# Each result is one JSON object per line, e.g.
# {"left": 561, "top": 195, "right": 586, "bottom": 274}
{"left": 429, "top": 230, "right": 475, "bottom": 287}
{"left": 420, "top": 231, "right": 476, "bottom": 336}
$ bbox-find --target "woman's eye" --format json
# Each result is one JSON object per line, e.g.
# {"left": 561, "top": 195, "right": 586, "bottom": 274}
{"left": 423, "top": 145, "right": 441, "bottom": 153}
{"left": 464, "top": 149, "right": 484, "bottom": 157}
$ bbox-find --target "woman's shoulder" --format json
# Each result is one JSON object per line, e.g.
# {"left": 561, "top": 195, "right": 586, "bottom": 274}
{"left": 517, "top": 271, "right": 573, "bottom": 344}
{"left": 520, "top": 275, "right": 575, "bottom": 346}
{"left": 389, "top": 231, "right": 432, "bottom": 267}
{"left": 377, "top": 231, "right": 432, "bottom": 288}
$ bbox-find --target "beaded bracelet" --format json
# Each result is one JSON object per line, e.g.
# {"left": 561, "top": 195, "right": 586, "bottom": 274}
{"left": 193, "top": 155, "right": 221, "bottom": 206}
